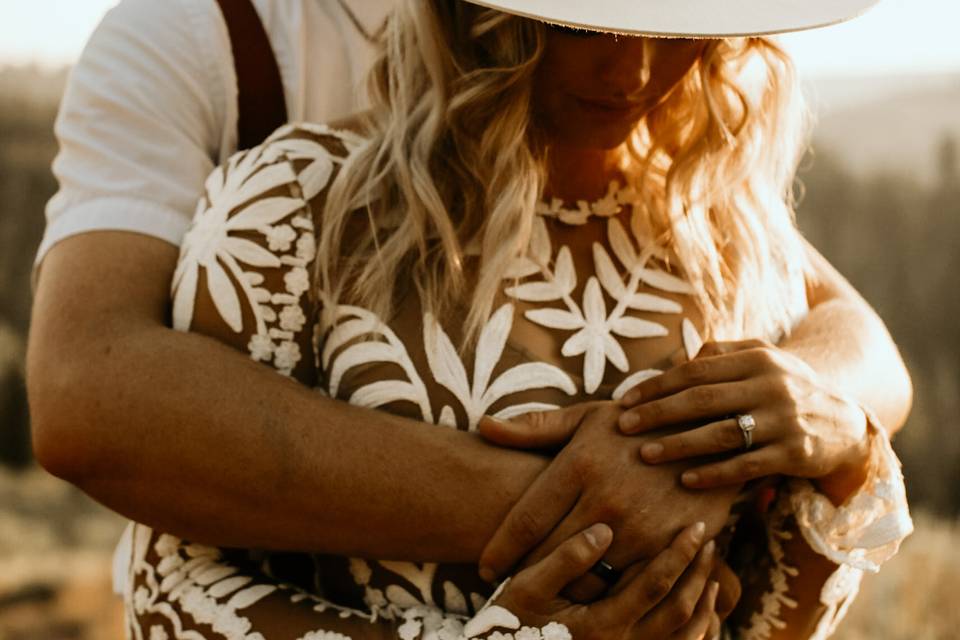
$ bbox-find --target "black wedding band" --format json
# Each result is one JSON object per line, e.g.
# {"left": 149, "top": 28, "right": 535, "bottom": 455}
{"left": 589, "top": 560, "right": 622, "bottom": 585}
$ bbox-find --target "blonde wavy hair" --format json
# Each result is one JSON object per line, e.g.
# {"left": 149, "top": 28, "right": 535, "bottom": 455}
{"left": 318, "top": 0, "right": 811, "bottom": 345}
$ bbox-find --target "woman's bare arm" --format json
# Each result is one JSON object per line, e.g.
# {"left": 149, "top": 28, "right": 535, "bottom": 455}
{"left": 778, "top": 238, "right": 912, "bottom": 434}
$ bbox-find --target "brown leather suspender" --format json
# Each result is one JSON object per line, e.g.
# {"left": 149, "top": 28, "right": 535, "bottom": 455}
{"left": 214, "top": 0, "right": 289, "bottom": 151}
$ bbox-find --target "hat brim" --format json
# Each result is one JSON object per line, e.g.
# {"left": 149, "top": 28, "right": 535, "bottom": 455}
{"left": 463, "top": 0, "right": 881, "bottom": 38}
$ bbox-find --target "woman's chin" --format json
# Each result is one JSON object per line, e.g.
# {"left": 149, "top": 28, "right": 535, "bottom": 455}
{"left": 561, "top": 126, "right": 636, "bottom": 151}
{"left": 539, "top": 117, "right": 637, "bottom": 151}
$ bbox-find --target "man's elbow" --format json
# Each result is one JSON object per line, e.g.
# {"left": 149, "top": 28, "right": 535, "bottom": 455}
{"left": 27, "top": 339, "right": 103, "bottom": 484}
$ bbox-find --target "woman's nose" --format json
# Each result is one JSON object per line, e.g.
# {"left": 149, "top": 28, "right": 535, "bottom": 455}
{"left": 596, "top": 37, "right": 653, "bottom": 98}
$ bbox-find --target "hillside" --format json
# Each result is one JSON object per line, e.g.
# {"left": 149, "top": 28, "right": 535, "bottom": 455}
{"left": 808, "top": 73, "right": 960, "bottom": 184}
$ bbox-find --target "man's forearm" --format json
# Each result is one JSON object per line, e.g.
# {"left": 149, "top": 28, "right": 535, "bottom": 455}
{"left": 31, "top": 324, "right": 545, "bottom": 563}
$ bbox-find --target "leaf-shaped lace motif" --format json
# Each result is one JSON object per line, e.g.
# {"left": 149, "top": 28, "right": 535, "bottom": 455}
{"left": 508, "top": 214, "right": 693, "bottom": 394}
{"left": 612, "top": 369, "right": 663, "bottom": 401}
{"left": 172, "top": 128, "right": 350, "bottom": 378}
{"left": 593, "top": 243, "right": 627, "bottom": 299}
{"left": 267, "top": 138, "right": 337, "bottom": 200}
{"left": 324, "top": 305, "right": 434, "bottom": 423}
{"left": 422, "top": 304, "right": 575, "bottom": 428}
{"left": 682, "top": 318, "right": 704, "bottom": 361}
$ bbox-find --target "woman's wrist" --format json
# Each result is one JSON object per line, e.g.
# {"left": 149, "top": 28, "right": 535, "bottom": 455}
{"left": 815, "top": 406, "right": 872, "bottom": 505}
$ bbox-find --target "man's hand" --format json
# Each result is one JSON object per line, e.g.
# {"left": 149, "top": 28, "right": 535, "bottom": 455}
{"left": 476, "top": 402, "right": 741, "bottom": 602}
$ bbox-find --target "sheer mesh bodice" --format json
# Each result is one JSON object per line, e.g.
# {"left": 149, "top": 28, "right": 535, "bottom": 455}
{"left": 120, "top": 124, "right": 912, "bottom": 640}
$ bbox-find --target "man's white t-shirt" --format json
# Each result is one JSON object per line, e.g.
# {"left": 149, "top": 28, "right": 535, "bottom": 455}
{"left": 38, "top": 0, "right": 395, "bottom": 263}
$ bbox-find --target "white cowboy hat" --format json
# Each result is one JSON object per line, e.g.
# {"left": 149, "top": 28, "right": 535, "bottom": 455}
{"left": 462, "top": 0, "right": 881, "bottom": 37}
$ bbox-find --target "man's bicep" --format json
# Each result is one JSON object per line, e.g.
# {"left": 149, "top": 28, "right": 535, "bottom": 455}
{"left": 34, "top": 232, "right": 179, "bottom": 335}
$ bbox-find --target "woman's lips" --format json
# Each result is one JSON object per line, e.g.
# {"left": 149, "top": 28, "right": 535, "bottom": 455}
{"left": 574, "top": 95, "right": 645, "bottom": 118}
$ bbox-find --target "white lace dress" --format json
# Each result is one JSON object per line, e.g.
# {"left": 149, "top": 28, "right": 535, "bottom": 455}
{"left": 118, "top": 124, "right": 913, "bottom": 640}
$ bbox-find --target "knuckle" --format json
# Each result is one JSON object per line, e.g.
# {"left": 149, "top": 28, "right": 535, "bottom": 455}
{"left": 792, "top": 437, "right": 816, "bottom": 464}
{"left": 740, "top": 458, "right": 763, "bottom": 478}
{"left": 671, "top": 435, "right": 691, "bottom": 455}
{"left": 698, "top": 341, "right": 722, "bottom": 357}
{"left": 508, "top": 510, "right": 542, "bottom": 547}
{"left": 592, "top": 493, "right": 629, "bottom": 524}
{"left": 526, "top": 410, "right": 554, "bottom": 432}
{"left": 641, "top": 376, "right": 663, "bottom": 398}
{"left": 766, "top": 374, "right": 794, "bottom": 402}
{"left": 595, "top": 401, "right": 622, "bottom": 422}
{"left": 646, "top": 400, "right": 665, "bottom": 420}
{"left": 669, "top": 610, "right": 690, "bottom": 630}
{"left": 750, "top": 347, "right": 779, "bottom": 370}
{"left": 670, "top": 596, "right": 697, "bottom": 626}
{"left": 717, "top": 423, "right": 743, "bottom": 449}
{"left": 688, "top": 386, "right": 715, "bottom": 410}
{"left": 510, "top": 580, "right": 536, "bottom": 608}
{"left": 644, "top": 575, "right": 674, "bottom": 602}
{"left": 570, "top": 446, "right": 600, "bottom": 481}
{"left": 684, "top": 359, "right": 711, "bottom": 384}
{"left": 563, "top": 537, "right": 596, "bottom": 567}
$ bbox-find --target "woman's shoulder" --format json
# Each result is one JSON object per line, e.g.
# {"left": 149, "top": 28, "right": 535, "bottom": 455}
{"left": 264, "top": 115, "right": 370, "bottom": 161}
{"left": 193, "top": 116, "right": 370, "bottom": 235}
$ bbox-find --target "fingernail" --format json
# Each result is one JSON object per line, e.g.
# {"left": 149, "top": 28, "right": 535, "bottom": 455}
{"left": 692, "top": 521, "right": 706, "bottom": 543}
{"left": 622, "top": 390, "right": 640, "bottom": 406}
{"left": 641, "top": 442, "right": 663, "bottom": 461}
{"left": 619, "top": 413, "right": 640, "bottom": 433}
{"left": 682, "top": 471, "right": 700, "bottom": 486}
{"left": 709, "top": 580, "right": 720, "bottom": 600}
{"left": 478, "top": 566, "right": 496, "bottom": 583}
{"left": 480, "top": 415, "right": 509, "bottom": 429}
{"left": 585, "top": 523, "right": 613, "bottom": 548}
{"left": 704, "top": 539, "right": 716, "bottom": 558}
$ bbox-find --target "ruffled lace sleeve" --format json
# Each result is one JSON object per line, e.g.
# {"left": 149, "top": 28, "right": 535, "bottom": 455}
{"left": 789, "top": 409, "right": 913, "bottom": 573}
{"left": 731, "top": 410, "right": 913, "bottom": 640}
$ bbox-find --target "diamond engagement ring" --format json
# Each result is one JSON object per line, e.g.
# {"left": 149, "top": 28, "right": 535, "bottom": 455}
{"left": 737, "top": 414, "right": 757, "bottom": 450}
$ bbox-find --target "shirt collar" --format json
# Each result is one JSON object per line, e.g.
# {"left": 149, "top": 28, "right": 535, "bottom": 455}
{"left": 337, "top": 0, "right": 393, "bottom": 37}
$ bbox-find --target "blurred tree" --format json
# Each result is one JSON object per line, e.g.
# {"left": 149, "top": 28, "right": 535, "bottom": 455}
{"left": 938, "top": 134, "right": 958, "bottom": 187}
{"left": 0, "top": 322, "right": 30, "bottom": 467}
{"left": 0, "top": 75, "right": 60, "bottom": 468}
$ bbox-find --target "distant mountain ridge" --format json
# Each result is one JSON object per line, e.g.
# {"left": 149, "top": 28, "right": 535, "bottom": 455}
{"left": 806, "top": 73, "right": 960, "bottom": 184}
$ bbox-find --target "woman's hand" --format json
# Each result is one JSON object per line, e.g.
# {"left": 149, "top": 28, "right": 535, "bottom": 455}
{"left": 617, "top": 340, "right": 872, "bottom": 498}
{"left": 486, "top": 522, "right": 720, "bottom": 640}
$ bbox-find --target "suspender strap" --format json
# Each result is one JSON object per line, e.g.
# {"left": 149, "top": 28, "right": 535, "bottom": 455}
{"left": 214, "top": 0, "right": 288, "bottom": 151}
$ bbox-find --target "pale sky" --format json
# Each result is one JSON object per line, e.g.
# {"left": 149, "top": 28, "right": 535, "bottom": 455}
{"left": 1, "top": 0, "right": 959, "bottom": 77}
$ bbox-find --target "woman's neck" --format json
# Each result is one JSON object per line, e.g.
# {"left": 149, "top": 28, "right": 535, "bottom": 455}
{"left": 543, "top": 143, "right": 623, "bottom": 203}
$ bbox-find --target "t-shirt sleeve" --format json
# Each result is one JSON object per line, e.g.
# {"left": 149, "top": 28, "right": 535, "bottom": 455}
{"left": 37, "top": 0, "right": 226, "bottom": 265}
